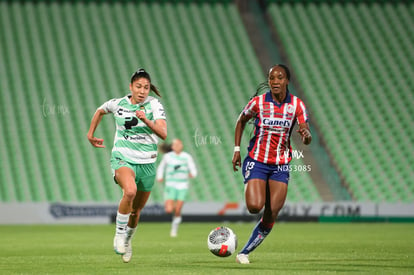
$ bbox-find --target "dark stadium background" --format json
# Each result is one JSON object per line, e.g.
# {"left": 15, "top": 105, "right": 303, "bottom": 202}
{"left": 0, "top": 0, "right": 413, "bottom": 224}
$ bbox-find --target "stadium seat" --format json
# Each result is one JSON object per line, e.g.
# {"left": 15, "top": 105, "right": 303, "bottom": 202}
{"left": 267, "top": 1, "right": 413, "bottom": 202}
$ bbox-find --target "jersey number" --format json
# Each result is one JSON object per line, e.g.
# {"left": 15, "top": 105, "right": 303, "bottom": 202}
{"left": 245, "top": 161, "right": 255, "bottom": 171}
{"left": 124, "top": 117, "right": 138, "bottom": 129}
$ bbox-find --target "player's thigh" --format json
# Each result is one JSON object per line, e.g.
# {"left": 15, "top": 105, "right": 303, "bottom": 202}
{"left": 268, "top": 179, "right": 288, "bottom": 213}
{"left": 111, "top": 157, "right": 136, "bottom": 189}
{"left": 245, "top": 178, "right": 267, "bottom": 212}
{"left": 164, "top": 186, "right": 177, "bottom": 201}
{"left": 176, "top": 188, "right": 188, "bottom": 202}
{"left": 114, "top": 167, "right": 137, "bottom": 194}
{"left": 135, "top": 163, "right": 156, "bottom": 192}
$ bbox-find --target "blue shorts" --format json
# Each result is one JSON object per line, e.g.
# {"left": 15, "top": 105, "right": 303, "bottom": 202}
{"left": 242, "top": 156, "right": 290, "bottom": 184}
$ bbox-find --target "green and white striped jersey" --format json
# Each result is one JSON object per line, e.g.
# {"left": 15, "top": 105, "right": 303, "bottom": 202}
{"left": 98, "top": 94, "right": 166, "bottom": 164}
{"left": 156, "top": 151, "right": 197, "bottom": 190}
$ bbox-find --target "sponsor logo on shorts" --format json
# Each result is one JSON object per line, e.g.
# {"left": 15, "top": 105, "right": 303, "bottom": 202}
{"left": 245, "top": 170, "right": 250, "bottom": 179}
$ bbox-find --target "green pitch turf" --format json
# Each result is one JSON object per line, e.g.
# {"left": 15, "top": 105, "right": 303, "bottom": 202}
{"left": 0, "top": 222, "right": 413, "bottom": 274}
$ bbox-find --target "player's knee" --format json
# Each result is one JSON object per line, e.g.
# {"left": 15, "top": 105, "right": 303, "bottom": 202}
{"left": 123, "top": 187, "right": 137, "bottom": 201}
{"left": 248, "top": 208, "right": 261, "bottom": 214}
{"left": 246, "top": 202, "right": 263, "bottom": 214}
{"left": 165, "top": 205, "right": 173, "bottom": 214}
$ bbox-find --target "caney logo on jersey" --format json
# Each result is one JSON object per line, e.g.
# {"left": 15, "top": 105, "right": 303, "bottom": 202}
{"left": 262, "top": 118, "right": 291, "bottom": 128}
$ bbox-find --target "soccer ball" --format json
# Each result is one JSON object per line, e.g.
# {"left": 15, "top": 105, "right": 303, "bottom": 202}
{"left": 207, "top": 226, "right": 237, "bottom": 257}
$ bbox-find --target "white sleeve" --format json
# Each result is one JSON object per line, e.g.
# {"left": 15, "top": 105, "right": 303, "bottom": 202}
{"left": 98, "top": 98, "right": 118, "bottom": 113}
{"left": 187, "top": 154, "right": 197, "bottom": 178}
{"left": 156, "top": 154, "right": 167, "bottom": 180}
{"left": 151, "top": 99, "right": 166, "bottom": 120}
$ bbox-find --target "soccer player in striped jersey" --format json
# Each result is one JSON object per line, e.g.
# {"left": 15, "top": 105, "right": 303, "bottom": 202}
{"left": 156, "top": 139, "right": 197, "bottom": 237}
{"left": 87, "top": 68, "right": 167, "bottom": 263}
{"left": 232, "top": 64, "right": 311, "bottom": 264}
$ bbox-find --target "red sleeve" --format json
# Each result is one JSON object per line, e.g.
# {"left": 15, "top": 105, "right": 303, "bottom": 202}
{"left": 242, "top": 97, "right": 259, "bottom": 117}
{"left": 296, "top": 98, "right": 309, "bottom": 124}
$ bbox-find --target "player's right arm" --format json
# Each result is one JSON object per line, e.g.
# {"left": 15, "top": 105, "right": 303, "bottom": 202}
{"left": 233, "top": 97, "right": 257, "bottom": 172}
{"left": 87, "top": 108, "right": 107, "bottom": 148}
{"left": 232, "top": 112, "right": 253, "bottom": 172}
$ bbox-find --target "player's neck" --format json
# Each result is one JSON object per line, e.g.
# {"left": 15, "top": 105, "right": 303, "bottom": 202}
{"left": 271, "top": 91, "right": 286, "bottom": 104}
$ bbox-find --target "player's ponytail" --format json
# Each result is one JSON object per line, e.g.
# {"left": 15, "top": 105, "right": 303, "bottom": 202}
{"left": 150, "top": 84, "right": 161, "bottom": 98}
{"left": 250, "top": 81, "right": 269, "bottom": 100}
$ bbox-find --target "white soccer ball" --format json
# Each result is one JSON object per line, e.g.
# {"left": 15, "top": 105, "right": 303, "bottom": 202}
{"left": 207, "top": 226, "right": 237, "bottom": 257}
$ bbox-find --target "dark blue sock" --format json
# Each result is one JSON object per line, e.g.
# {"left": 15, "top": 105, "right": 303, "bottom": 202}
{"left": 239, "top": 219, "right": 274, "bottom": 255}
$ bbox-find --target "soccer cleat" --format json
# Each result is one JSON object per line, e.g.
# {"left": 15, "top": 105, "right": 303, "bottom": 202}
{"left": 170, "top": 228, "right": 177, "bottom": 237}
{"left": 113, "top": 233, "right": 126, "bottom": 255}
{"left": 122, "top": 239, "right": 132, "bottom": 263}
{"left": 236, "top": 253, "right": 250, "bottom": 264}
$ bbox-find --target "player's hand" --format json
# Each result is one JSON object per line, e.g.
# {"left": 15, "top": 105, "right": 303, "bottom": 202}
{"left": 135, "top": 110, "right": 147, "bottom": 120}
{"left": 88, "top": 136, "right": 105, "bottom": 148}
{"left": 297, "top": 128, "right": 312, "bottom": 145}
{"left": 157, "top": 178, "right": 163, "bottom": 183}
{"left": 232, "top": 152, "right": 241, "bottom": 172}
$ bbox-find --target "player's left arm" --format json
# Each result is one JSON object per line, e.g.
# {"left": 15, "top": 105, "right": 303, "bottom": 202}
{"left": 295, "top": 98, "right": 311, "bottom": 145}
{"left": 136, "top": 112, "right": 167, "bottom": 140}
{"left": 297, "top": 123, "right": 312, "bottom": 145}
{"left": 136, "top": 99, "right": 167, "bottom": 140}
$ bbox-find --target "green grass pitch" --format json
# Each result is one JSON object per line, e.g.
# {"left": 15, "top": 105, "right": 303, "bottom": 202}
{"left": 0, "top": 222, "right": 413, "bottom": 274}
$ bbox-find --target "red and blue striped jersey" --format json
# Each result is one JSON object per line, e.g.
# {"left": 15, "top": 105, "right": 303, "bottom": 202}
{"left": 242, "top": 91, "right": 309, "bottom": 165}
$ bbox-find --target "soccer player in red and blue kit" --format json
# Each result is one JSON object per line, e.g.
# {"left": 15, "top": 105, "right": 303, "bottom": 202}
{"left": 232, "top": 64, "right": 312, "bottom": 264}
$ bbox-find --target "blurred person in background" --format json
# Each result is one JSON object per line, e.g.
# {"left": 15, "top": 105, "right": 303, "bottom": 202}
{"left": 232, "top": 64, "right": 312, "bottom": 264}
{"left": 157, "top": 139, "right": 197, "bottom": 237}
{"left": 87, "top": 68, "right": 167, "bottom": 263}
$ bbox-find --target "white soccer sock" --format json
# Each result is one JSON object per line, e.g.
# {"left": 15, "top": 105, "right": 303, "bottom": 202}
{"left": 171, "top": 216, "right": 182, "bottom": 232}
{"left": 115, "top": 211, "right": 130, "bottom": 235}
{"left": 173, "top": 216, "right": 182, "bottom": 225}
{"left": 125, "top": 226, "right": 137, "bottom": 242}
